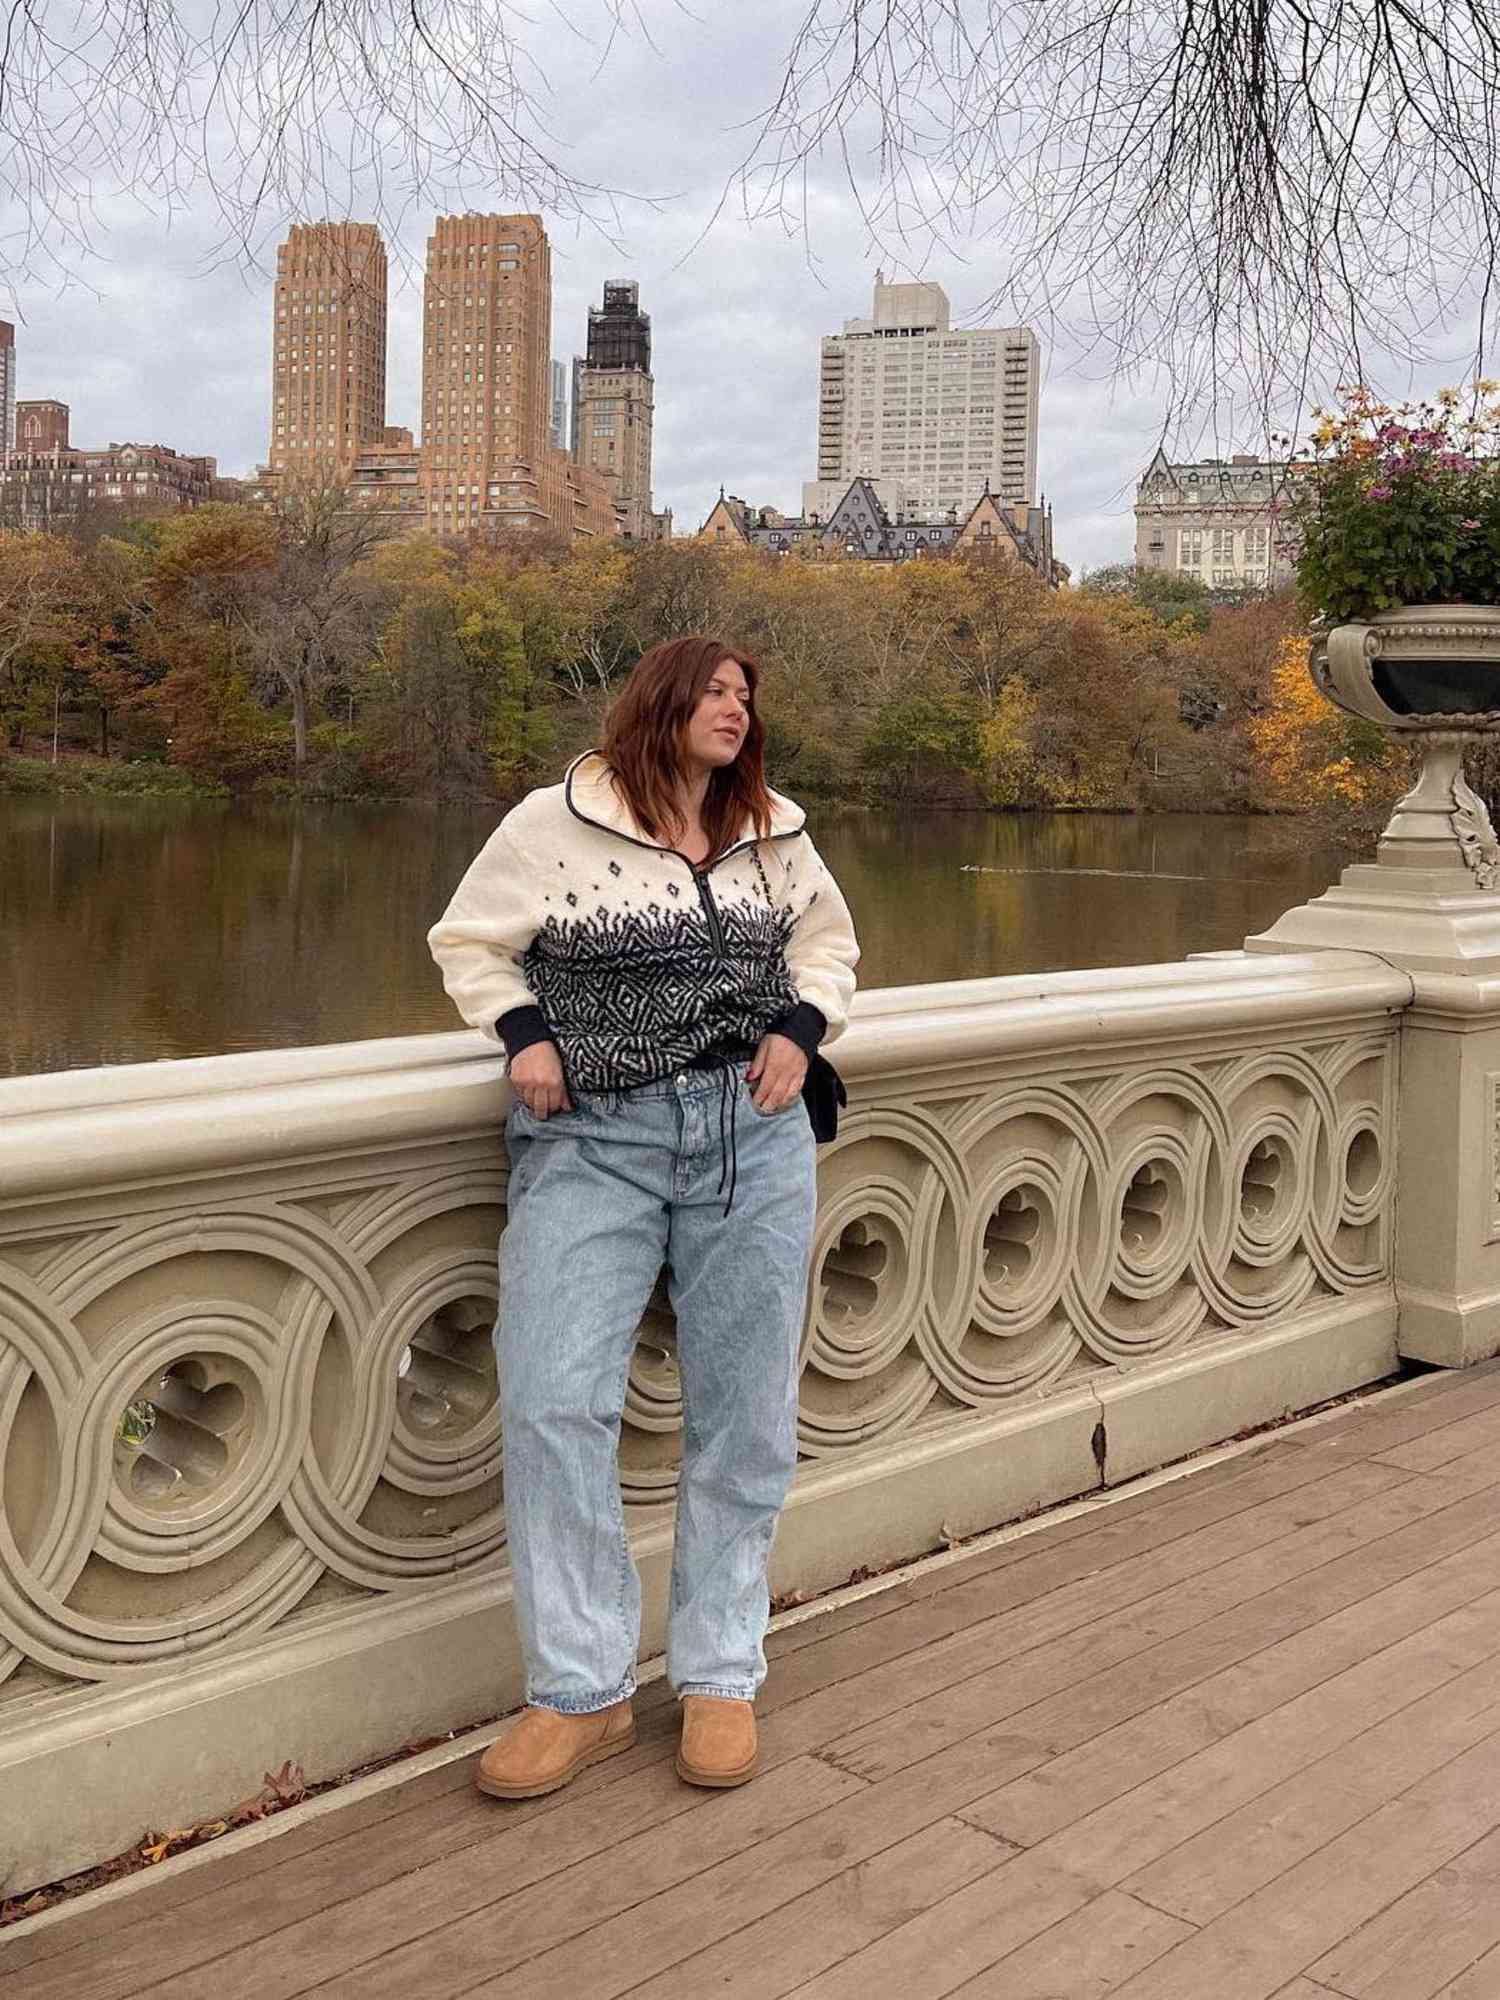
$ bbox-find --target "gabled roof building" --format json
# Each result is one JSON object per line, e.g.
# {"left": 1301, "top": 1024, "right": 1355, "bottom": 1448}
{"left": 698, "top": 476, "right": 1064, "bottom": 583}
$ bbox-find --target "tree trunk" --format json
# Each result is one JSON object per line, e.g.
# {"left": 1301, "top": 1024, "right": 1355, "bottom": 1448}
{"left": 291, "top": 675, "right": 308, "bottom": 777}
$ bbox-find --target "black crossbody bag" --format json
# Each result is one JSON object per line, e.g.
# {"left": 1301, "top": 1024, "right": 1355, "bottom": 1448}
{"left": 751, "top": 846, "right": 847, "bottom": 1145}
{"left": 802, "top": 1051, "right": 848, "bottom": 1143}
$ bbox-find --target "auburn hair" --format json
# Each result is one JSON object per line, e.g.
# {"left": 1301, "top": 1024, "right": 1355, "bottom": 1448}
{"left": 600, "top": 636, "right": 774, "bottom": 859}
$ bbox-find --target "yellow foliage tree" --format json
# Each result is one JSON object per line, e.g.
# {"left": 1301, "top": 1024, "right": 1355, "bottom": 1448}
{"left": 1248, "top": 635, "right": 1408, "bottom": 814}
{"left": 979, "top": 676, "right": 1041, "bottom": 802}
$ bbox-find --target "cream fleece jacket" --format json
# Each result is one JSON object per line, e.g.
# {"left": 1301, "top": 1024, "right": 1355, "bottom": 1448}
{"left": 427, "top": 752, "right": 860, "bottom": 1093}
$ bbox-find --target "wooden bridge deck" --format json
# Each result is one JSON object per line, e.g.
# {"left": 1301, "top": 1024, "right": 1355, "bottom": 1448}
{"left": 12, "top": 1360, "right": 1500, "bottom": 1997}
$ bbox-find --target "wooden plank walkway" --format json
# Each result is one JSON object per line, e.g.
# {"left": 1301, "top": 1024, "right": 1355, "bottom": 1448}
{"left": 13, "top": 1360, "right": 1500, "bottom": 1997}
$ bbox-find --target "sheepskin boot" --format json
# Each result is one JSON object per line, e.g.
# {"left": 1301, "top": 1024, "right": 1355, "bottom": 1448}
{"left": 476, "top": 1699, "right": 635, "bottom": 1799}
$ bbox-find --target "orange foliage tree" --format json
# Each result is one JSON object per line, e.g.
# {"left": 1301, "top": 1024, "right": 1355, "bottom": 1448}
{"left": 1248, "top": 634, "right": 1409, "bottom": 826}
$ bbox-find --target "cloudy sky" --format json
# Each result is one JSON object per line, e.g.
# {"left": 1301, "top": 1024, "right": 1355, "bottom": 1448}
{"left": 2, "top": 3, "right": 1478, "bottom": 572}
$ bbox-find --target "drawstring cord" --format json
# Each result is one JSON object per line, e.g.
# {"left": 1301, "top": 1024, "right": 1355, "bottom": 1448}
{"left": 711, "top": 1056, "right": 740, "bottom": 1218}
{"left": 700, "top": 841, "right": 778, "bottom": 1218}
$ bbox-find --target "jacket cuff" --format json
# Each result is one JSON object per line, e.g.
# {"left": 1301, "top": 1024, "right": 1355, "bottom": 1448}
{"left": 768, "top": 1001, "right": 827, "bottom": 1059}
{"left": 497, "top": 1004, "right": 556, "bottom": 1063}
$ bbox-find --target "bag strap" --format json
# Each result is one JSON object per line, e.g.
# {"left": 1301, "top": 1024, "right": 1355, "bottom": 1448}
{"left": 750, "top": 842, "right": 777, "bottom": 910}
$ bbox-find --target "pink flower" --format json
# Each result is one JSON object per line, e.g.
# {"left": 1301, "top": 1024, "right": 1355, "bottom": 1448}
{"left": 1463, "top": 517, "right": 1482, "bottom": 529}
{"left": 1370, "top": 484, "right": 1393, "bottom": 499}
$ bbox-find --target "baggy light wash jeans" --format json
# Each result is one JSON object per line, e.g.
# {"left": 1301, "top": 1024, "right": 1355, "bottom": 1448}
{"left": 497, "top": 1061, "right": 818, "bottom": 1714}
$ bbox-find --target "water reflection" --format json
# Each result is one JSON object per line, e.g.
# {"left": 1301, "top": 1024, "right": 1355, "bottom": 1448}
{"left": 1, "top": 797, "right": 1344, "bottom": 1078}
{"left": 812, "top": 810, "right": 1340, "bottom": 994}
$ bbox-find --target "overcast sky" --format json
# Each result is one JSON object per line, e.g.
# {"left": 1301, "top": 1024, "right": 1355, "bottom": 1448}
{"left": 2, "top": 4, "right": 1478, "bottom": 573}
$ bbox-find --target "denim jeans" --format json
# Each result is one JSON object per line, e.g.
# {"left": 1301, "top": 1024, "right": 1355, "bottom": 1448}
{"left": 497, "top": 1062, "right": 818, "bottom": 1713}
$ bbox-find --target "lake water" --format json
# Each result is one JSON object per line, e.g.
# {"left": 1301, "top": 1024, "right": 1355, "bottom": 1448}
{"left": 0, "top": 797, "right": 1347, "bottom": 1078}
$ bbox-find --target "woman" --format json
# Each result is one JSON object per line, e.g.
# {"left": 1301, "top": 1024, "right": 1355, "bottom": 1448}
{"left": 427, "top": 635, "right": 859, "bottom": 1798}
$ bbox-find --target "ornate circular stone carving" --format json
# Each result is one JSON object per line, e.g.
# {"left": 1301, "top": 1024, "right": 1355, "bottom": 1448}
{"left": 113, "top": 1354, "right": 253, "bottom": 1510}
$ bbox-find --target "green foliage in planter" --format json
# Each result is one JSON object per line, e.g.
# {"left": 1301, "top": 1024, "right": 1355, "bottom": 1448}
{"left": 1288, "top": 385, "right": 1500, "bottom": 625}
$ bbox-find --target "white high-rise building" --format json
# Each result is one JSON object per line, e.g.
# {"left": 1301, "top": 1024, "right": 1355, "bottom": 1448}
{"left": 812, "top": 275, "right": 1041, "bottom": 516}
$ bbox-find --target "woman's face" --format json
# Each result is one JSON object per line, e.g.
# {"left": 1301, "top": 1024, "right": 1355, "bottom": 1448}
{"left": 682, "top": 658, "right": 752, "bottom": 775}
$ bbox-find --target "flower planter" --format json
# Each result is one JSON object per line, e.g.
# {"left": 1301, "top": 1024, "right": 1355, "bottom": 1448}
{"left": 1308, "top": 604, "right": 1500, "bottom": 892}
{"left": 1246, "top": 604, "right": 1500, "bottom": 969}
{"left": 1313, "top": 603, "right": 1500, "bottom": 730}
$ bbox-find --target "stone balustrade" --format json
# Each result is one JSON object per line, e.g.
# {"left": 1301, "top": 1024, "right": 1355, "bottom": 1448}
{"left": 0, "top": 949, "right": 1411, "bottom": 1888}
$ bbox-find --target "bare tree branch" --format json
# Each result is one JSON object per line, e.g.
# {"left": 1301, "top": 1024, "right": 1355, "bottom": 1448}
{"left": 728, "top": 0, "right": 1500, "bottom": 425}
{"left": 3, "top": 0, "right": 1496, "bottom": 427}
{"left": 0, "top": 1, "right": 655, "bottom": 294}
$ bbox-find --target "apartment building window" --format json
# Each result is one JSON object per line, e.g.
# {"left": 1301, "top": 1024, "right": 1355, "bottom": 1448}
{"left": 1179, "top": 530, "right": 1204, "bottom": 568}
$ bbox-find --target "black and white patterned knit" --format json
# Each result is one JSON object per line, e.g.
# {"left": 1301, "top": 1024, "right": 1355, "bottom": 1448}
{"left": 427, "top": 752, "right": 860, "bottom": 1096}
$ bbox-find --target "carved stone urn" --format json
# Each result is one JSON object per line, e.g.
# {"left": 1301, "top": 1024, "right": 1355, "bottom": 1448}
{"left": 1246, "top": 604, "right": 1500, "bottom": 971}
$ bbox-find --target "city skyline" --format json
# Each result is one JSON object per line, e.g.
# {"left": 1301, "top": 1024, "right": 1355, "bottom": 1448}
{"left": 0, "top": 219, "right": 1176, "bottom": 570}
{"left": 0, "top": 5, "right": 1476, "bottom": 573}
{"left": 2, "top": 230, "right": 1327, "bottom": 569}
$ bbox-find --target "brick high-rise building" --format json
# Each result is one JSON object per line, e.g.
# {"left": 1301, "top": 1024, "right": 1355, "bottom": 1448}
{"left": 421, "top": 212, "right": 553, "bottom": 535}
{"left": 0, "top": 324, "right": 14, "bottom": 450}
{"left": 17, "top": 400, "right": 67, "bottom": 451}
{"left": 420, "top": 213, "right": 615, "bottom": 541}
{"left": 346, "top": 426, "right": 425, "bottom": 532}
{"left": 269, "top": 222, "right": 387, "bottom": 476}
{"left": 574, "top": 280, "right": 658, "bottom": 541}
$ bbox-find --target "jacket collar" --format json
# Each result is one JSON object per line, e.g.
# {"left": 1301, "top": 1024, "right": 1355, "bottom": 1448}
{"left": 563, "top": 750, "right": 805, "bottom": 857}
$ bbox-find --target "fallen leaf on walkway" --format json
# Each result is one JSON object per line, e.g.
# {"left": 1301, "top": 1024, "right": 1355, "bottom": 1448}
{"left": 140, "top": 1832, "right": 190, "bottom": 1866}
{"left": 262, "top": 1760, "right": 306, "bottom": 1805}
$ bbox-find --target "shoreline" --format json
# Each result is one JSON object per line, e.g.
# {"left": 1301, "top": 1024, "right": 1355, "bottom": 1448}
{"left": 1, "top": 753, "right": 1288, "bottom": 820}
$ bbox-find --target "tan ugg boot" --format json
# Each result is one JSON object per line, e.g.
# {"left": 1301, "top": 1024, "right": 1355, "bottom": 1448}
{"left": 476, "top": 1700, "right": 635, "bottom": 1799}
{"left": 676, "top": 1694, "right": 758, "bottom": 1788}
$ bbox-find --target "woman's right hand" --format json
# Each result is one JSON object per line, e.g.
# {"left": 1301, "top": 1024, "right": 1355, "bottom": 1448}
{"left": 509, "top": 1041, "right": 572, "bottom": 1120}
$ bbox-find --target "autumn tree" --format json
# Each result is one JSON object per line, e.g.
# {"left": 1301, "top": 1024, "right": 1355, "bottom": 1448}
{"left": 460, "top": 587, "right": 554, "bottom": 793}
{"left": 4, "top": 517, "right": 1312, "bottom": 813}
{"left": 73, "top": 537, "right": 155, "bottom": 758}
{"left": 1016, "top": 596, "right": 1195, "bottom": 808}
{"left": 364, "top": 569, "right": 554, "bottom": 797}
{"left": 254, "top": 484, "right": 392, "bottom": 778}
{"left": 860, "top": 686, "right": 984, "bottom": 806}
{"left": 1248, "top": 634, "right": 1408, "bottom": 835}
{"left": 1080, "top": 565, "right": 1215, "bottom": 634}
{"left": 364, "top": 587, "right": 483, "bottom": 795}
{"left": 612, "top": 541, "right": 742, "bottom": 653}
{"left": 0, "top": 536, "right": 87, "bottom": 752}
{"left": 145, "top": 506, "right": 283, "bottom": 782}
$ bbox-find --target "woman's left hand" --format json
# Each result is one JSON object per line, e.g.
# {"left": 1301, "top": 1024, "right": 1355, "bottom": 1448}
{"left": 748, "top": 1032, "right": 808, "bottom": 1114}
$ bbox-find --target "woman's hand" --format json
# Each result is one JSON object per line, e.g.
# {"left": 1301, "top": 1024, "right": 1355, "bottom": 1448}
{"left": 748, "top": 1032, "right": 808, "bottom": 1115}
{"left": 509, "top": 1041, "right": 572, "bottom": 1119}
